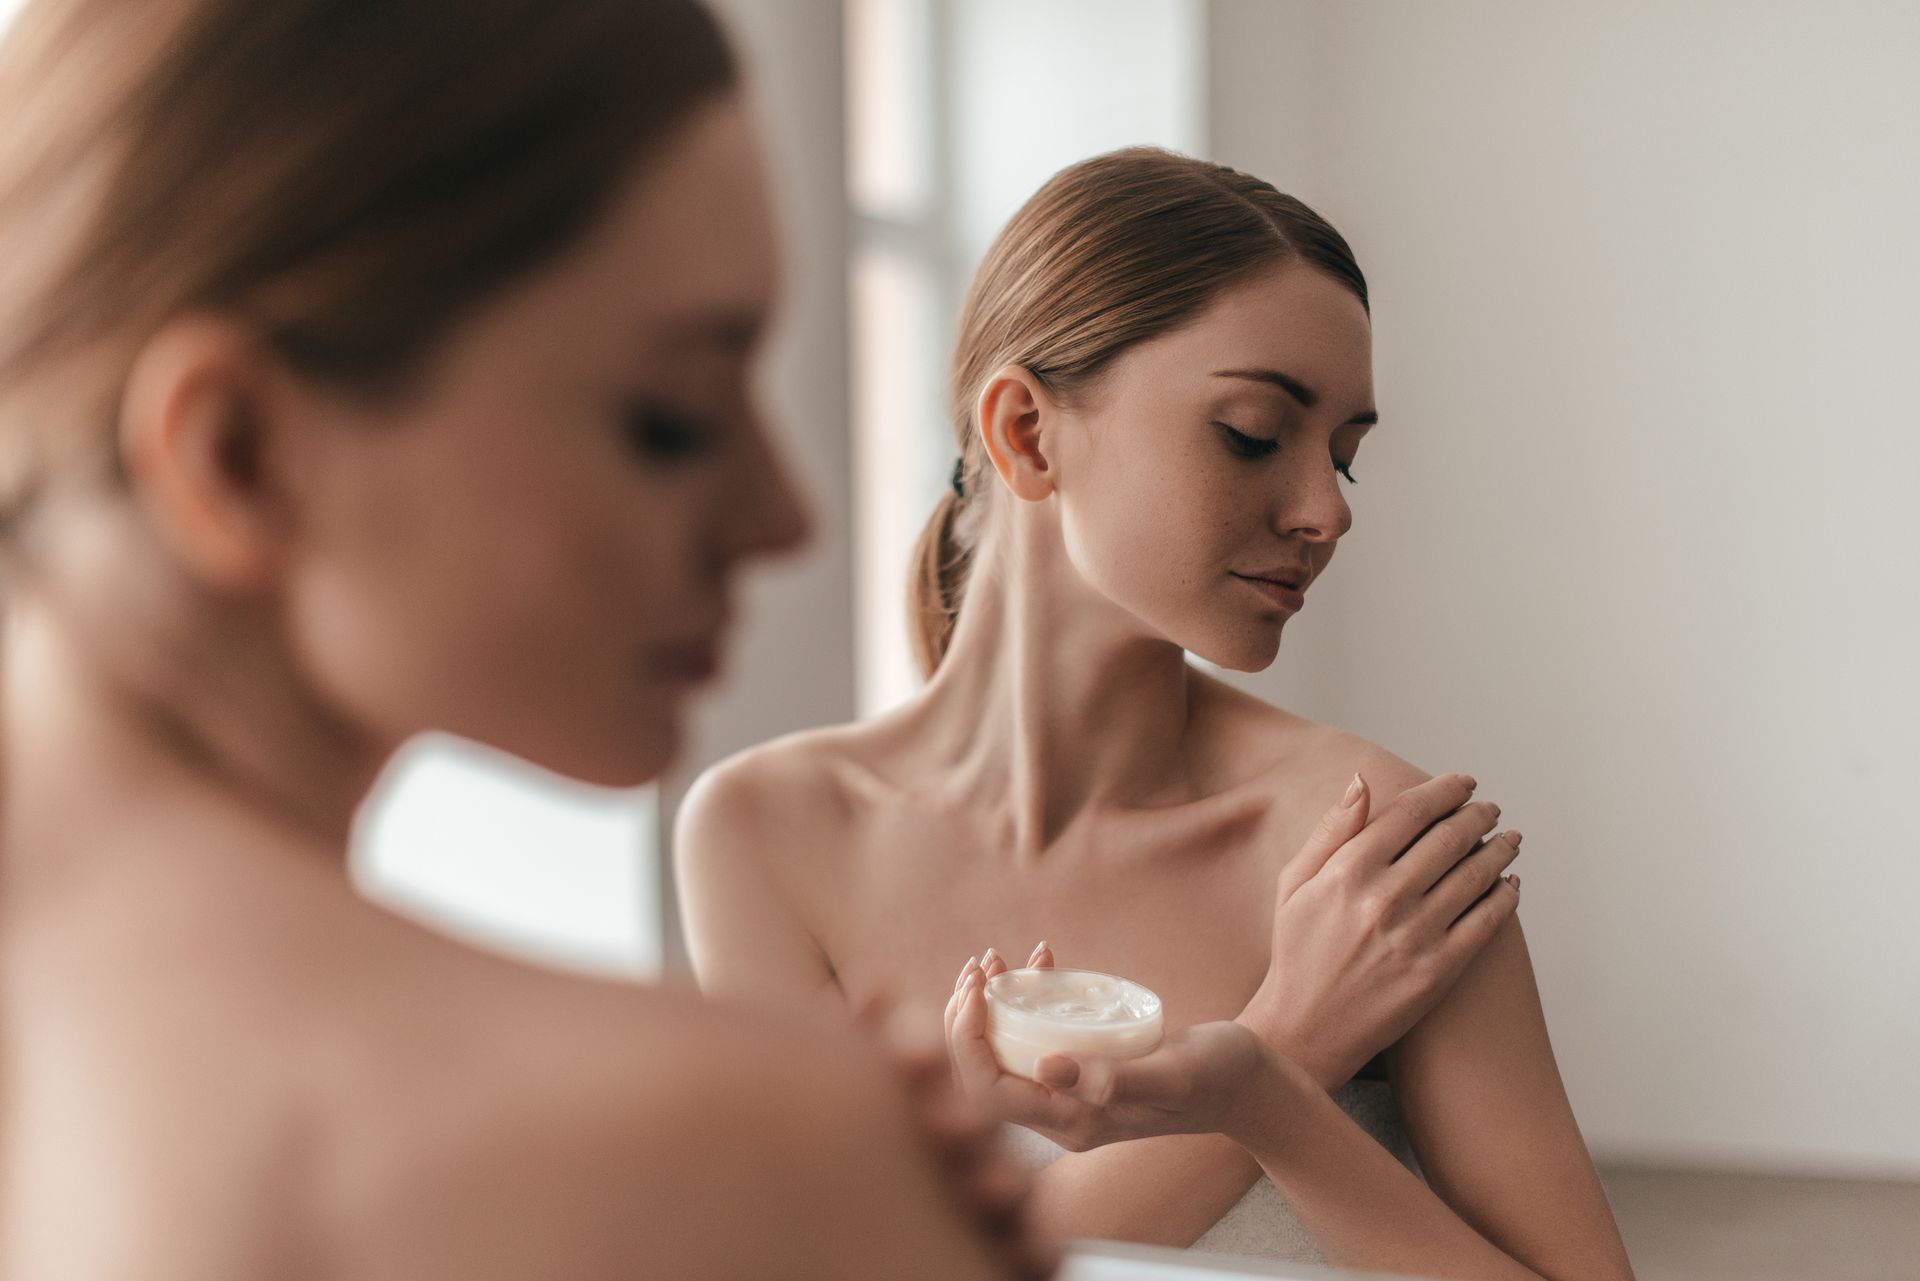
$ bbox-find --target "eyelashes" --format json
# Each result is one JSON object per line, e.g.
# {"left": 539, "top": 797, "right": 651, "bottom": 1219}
{"left": 1215, "top": 422, "right": 1360, "bottom": 485}
{"left": 623, "top": 403, "right": 724, "bottom": 463}
{"left": 1218, "top": 422, "right": 1280, "bottom": 459}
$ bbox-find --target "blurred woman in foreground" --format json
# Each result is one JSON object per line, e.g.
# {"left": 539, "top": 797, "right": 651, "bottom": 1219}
{"left": 0, "top": 1, "right": 1048, "bottom": 1276}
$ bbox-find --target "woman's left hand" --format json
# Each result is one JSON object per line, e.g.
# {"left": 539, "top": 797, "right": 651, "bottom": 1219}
{"left": 942, "top": 946, "right": 1293, "bottom": 1153}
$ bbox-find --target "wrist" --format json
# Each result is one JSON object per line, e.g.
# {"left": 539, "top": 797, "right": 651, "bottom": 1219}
{"left": 1216, "top": 1035, "right": 1311, "bottom": 1155}
{"left": 1236, "top": 992, "right": 1343, "bottom": 1094}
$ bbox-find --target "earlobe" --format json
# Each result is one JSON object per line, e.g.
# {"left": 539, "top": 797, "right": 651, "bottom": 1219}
{"left": 118, "top": 318, "right": 292, "bottom": 593}
{"left": 976, "top": 363, "right": 1056, "bottom": 503}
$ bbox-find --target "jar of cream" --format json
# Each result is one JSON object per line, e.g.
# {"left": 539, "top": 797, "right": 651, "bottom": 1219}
{"left": 984, "top": 967, "right": 1165, "bottom": 1081}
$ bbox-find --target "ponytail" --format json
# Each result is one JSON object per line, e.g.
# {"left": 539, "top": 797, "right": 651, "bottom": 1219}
{"left": 907, "top": 486, "right": 973, "bottom": 679}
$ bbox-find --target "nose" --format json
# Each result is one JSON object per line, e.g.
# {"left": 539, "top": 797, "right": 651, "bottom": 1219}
{"left": 1273, "top": 455, "right": 1354, "bottom": 544}
{"left": 720, "top": 406, "right": 814, "bottom": 567}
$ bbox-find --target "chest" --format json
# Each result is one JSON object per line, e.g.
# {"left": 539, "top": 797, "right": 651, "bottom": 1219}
{"left": 811, "top": 793, "right": 1320, "bottom": 1030}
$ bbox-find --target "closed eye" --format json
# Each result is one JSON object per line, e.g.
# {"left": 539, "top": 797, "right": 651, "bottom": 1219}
{"left": 1215, "top": 421, "right": 1278, "bottom": 459}
{"left": 1218, "top": 421, "right": 1360, "bottom": 485}
{"left": 623, "top": 402, "right": 724, "bottom": 463}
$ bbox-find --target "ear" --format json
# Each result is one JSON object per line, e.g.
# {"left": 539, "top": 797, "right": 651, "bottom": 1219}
{"left": 117, "top": 316, "right": 296, "bottom": 593}
{"left": 976, "top": 363, "right": 1057, "bottom": 503}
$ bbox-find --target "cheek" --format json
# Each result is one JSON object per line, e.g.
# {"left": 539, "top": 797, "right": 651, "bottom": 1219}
{"left": 285, "top": 426, "right": 704, "bottom": 779}
{"left": 1064, "top": 446, "right": 1253, "bottom": 605}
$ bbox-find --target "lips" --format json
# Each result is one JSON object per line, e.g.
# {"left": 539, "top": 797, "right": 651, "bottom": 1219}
{"left": 1232, "top": 572, "right": 1307, "bottom": 612}
{"left": 1236, "top": 566, "right": 1310, "bottom": 591}
{"left": 651, "top": 637, "right": 721, "bottom": 683}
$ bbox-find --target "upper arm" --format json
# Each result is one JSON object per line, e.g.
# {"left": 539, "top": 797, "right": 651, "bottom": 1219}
{"left": 1348, "top": 751, "right": 1633, "bottom": 1281}
{"left": 672, "top": 754, "right": 840, "bottom": 1008}
{"left": 1390, "top": 893, "right": 1634, "bottom": 1279}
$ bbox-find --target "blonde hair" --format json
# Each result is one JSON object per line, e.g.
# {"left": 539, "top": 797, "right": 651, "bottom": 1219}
{"left": 909, "top": 147, "right": 1369, "bottom": 678}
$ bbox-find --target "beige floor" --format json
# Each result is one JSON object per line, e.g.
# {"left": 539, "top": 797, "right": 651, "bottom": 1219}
{"left": 1597, "top": 1165, "right": 1920, "bottom": 1281}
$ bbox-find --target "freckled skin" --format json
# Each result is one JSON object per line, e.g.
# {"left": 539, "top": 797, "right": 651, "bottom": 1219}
{"left": 1047, "top": 264, "right": 1373, "bottom": 673}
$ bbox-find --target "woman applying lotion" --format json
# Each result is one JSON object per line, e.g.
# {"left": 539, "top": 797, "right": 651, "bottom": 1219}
{"left": 679, "top": 148, "right": 1635, "bottom": 1280}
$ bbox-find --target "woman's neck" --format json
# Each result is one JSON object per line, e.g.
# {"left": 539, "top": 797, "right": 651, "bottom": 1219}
{"left": 1, "top": 600, "right": 382, "bottom": 907}
{"left": 908, "top": 514, "right": 1205, "bottom": 854}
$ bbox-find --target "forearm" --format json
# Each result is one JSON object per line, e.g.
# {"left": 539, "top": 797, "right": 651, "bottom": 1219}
{"left": 1028, "top": 1133, "right": 1259, "bottom": 1247}
{"left": 1029, "top": 998, "right": 1374, "bottom": 1244}
{"left": 1227, "top": 1046, "right": 1548, "bottom": 1281}
{"left": 1027, "top": 1024, "right": 1351, "bottom": 1247}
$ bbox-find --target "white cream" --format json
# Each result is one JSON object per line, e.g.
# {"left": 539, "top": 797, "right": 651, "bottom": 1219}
{"left": 984, "top": 967, "right": 1164, "bottom": 1081}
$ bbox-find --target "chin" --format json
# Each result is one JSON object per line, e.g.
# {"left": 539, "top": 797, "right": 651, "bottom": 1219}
{"left": 1179, "top": 619, "right": 1284, "bottom": 673}
{"left": 491, "top": 721, "right": 684, "bottom": 792}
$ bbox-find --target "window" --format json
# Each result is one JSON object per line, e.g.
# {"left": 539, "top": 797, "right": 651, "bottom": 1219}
{"left": 846, "top": 0, "right": 1204, "bottom": 714}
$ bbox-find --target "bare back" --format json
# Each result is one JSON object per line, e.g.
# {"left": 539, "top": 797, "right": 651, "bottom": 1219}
{"left": 0, "top": 797, "right": 1008, "bottom": 1281}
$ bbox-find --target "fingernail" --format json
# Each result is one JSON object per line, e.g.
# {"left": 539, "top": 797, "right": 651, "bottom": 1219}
{"left": 1506, "top": 873, "right": 1521, "bottom": 892}
{"left": 1342, "top": 773, "right": 1365, "bottom": 808}
{"left": 982, "top": 947, "right": 998, "bottom": 968}
{"left": 1463, "top": 775, "right": 1478, "bottom": 791}
{"left": 1509, "top": 830, "right": 1523, "bottom": 849}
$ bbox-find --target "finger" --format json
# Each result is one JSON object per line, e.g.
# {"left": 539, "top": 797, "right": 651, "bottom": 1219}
{"left": 1422, "top": 829, "right": 1522, "bottom": 925}
{"left": 1014, "top": 1232, "right": 1065, "bottom": 1281}
{"left": 1332, "top": 772, "right": 1479, "bottom": 875}
{"left": 1029, "top": 941, "right": 1053, "bottom": 970}
{"left": 883, "top": 1002, "right": 949, "bottom": 1074}
{"left": 1056, "top": 1051, "right": 1181, "bottom": 1112}
{"left": 951, "top": 972, "right": 1079, "bottom": 1125}
{"left": 956, "top": 1146, "right": 1031, "bottom": 1216}
{"left": 1034, "top": 1052, "right": 1079, "bottom": 1089}
{"left": 1443, "top": 867, "right": 1521, "bottom": 958}
{"left": 1392, "top": 798, "right": 1505, "bottom": 897}
{"left": 1274, "top": 771, "right": 1375, "bottom": 901}
{"left": 949, "top": 971, "right": 1008, "bottom": 1093}
{"left": 955, "top": 955, "right": 978, "bottom": 993}
{"left": 852, "top": 989, "right": 893, "bottom": 1033}
{"left": 913, "top": 1080, "right": 1002, "bottom": 1150}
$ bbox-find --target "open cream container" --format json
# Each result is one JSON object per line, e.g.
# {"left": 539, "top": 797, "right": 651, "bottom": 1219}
{"left": 984, "top": 967, "right": 1164, "bottom": 1081}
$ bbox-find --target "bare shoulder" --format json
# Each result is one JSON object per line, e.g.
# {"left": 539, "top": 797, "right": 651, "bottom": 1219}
{"left": 1193, "top": 670, "right": 1439, "bottom": 808}
{"left": 329, "top": 960, "right": 989, "bottom": 1280}
{"left": 673, "top": 720, "right": 885, "bottom": 873}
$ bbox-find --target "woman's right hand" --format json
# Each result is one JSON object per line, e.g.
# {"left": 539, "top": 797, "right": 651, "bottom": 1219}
{"left": 1242, "top": 771, "right": 1523, "bottom": 1090}
{"left": 943, "top": 947, "right": 1285, "bottom": 1154}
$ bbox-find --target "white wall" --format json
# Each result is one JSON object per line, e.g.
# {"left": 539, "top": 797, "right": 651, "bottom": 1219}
{"left": 1205, "top": 0, "right": 1920, "bottom": 1175}
{"left": 658, "top": 0, "right": 860, "bottom": 966}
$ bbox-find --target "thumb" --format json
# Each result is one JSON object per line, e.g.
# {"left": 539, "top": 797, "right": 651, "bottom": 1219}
{"left": 1275, "top": 772, "right": 1369, "bottom": 901}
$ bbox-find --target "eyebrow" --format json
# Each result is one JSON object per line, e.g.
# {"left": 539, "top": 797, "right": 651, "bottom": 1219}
{"left": 1213, "top": 368, "right": 1378, "bottom": 426}
{"left": 649, "top": 307, "right": 768, "bottom": 355}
